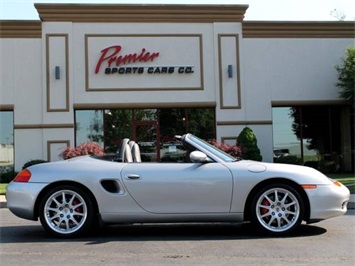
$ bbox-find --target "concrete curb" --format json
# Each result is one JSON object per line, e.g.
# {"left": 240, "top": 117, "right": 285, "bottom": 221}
{"left": 1, "top": 194, "right": 354, "bottom": 209}
{"left": 0, "top": 195, "right": 6, "bottom": 208}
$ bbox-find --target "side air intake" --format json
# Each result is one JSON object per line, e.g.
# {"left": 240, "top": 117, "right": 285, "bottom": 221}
{"left": 101, "top": 180, "right": 120, "bottom": 193}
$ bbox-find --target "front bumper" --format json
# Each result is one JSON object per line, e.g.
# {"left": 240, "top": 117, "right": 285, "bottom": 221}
{"left": 6, "top": 182, "right": 49, "bottom": 221}
{"left": 306, "top": 183, "right": 350, "bottom": 221}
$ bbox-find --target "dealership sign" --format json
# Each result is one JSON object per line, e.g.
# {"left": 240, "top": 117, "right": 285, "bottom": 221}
{"left": 86, "top": 35, "right": 203, "bottom": 91}
{"left": 95, "top": 45, "right": 194, "bottom": 75}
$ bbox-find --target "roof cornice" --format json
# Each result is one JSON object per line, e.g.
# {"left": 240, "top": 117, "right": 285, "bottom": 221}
{"left": 243, "top": 21, "right": 355, "bottom": 38}
{"left": 34, "top": 4, "right": 249, "bottom": 23}
{"left": 0, "top": 20, "right": 41, "bottom": 38}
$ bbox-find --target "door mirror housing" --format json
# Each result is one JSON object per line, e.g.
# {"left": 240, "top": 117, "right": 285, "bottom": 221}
{"left": 190, "top": 151, "right": 213, "bottom": 163}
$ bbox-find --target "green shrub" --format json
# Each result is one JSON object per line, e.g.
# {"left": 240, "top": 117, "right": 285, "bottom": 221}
{"left": 236, "top": 127, "right": 263, "bottom": 161}
{"left": 304, "top": 161, "right": 319, "bottom": 169}
{"left": 319, "top": 157, "right": 341, "bottom": 174}
{"left": 0, "top": 171, "right": 18, "bottom": 183}
{"left": 22, "top": 159, "right": 48, "bottom": 170}
{"left": 275, "top": 155, "right": 303, "bottom": 165}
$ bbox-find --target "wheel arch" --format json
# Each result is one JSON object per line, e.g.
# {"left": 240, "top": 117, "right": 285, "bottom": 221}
{"left": 243, "top": 178, "right": 310, "bottom": 222}
{"left": 34, "top": 181, "right": 99, "bottom": 220}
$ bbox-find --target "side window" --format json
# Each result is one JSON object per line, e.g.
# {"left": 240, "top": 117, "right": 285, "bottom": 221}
{"left": 160, "top": 141, "right": 195, "bottom": 163}
{"left": 161, "top": 141, "right": 186, "bottom": 162}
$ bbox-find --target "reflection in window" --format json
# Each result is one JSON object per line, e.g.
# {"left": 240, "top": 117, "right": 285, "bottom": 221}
{"left": 159, "top": 108, "right": 215, "bottom": 162}
{"left": 0, "top": 111, "right": 14, "bottom": 173}
{"left": 187, "top": 108, "right": 215, "bottom": 140}
{"left": 75, "top": 107, "right": 216, "bottom": 162}
{"left": 159, "top": 108, "right": 215, "bottom": 141}
{"left": 272, "top": 106, "right": 349, "bottom": 173}
{"left": 272, "top": 107, "right": 301, "bottom": 159}
{"left": 75, "top": 110, "right": 104, "bottom": 148}
{"left": 133, "top": 109, "right": 157, "bottom": 121}
{"left": 104, "top": 110, "right": 132, "bottom": 153}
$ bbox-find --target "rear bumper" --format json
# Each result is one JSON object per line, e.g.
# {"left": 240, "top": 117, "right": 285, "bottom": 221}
{"left": 306, "top": 183, "right": 350, "bottom": 221}
{"left": 6, "top": 182, "right": 49, "bottom": 221}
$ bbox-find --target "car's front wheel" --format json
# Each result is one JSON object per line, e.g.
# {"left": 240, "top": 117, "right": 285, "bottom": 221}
{"left": 251, "top": 183, "right": 304, "bottom": 236}
{"left": 39, "top": 186, "right": 94, "bottom": 238}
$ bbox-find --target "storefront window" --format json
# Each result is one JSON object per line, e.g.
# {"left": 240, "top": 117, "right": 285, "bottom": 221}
{"left": 272, "top": 106, "right": 351, "bottom": 173}
{"left": 159, "top": 108, "right": 215, "bottom": 162}
{"left": 75, "top": 110, "right": 104, "bottom": 148}
{"left": 0, "top": 111, "right": 14, "bottom": 174}
{"left": 75, "top": 107, "right": 215, "bottom": 162}
{"left": 104, "top": 110, "right": 132, "bottom": 153}
{"left": 272, "top": 107, "right": 302, "bottom": 160}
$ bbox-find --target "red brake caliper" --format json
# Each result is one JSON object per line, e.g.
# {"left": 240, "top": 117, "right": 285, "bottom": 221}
{"left": 73, "top": 199, "right": 82, "bottom": 213}
{"left": 261, "top": 199, "right": 270, "bottom": 215}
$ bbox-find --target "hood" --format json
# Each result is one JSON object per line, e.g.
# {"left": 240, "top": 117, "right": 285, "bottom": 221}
{"left": 235, "top": 160, "right": 332, "bottom": 185}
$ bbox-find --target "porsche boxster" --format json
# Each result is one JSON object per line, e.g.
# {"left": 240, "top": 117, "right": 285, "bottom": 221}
{"left": 6, "top": 133, "right": 350, "bottom": 238}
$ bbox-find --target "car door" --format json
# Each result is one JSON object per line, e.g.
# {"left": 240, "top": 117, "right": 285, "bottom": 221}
{"left": 121, "top": 162, "right": 233, "bottom": 214}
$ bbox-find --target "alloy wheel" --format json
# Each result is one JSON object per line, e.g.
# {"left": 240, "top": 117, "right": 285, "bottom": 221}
{"left": 255, "top": 187, "right": 301, "bottom": 233}
{"left": 43, "top": 189, "right": 88, "bottom": 235}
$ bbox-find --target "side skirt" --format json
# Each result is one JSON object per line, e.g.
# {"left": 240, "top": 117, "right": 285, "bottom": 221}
{"left": 100, "top": 212, "right": 244, "bottom": 224}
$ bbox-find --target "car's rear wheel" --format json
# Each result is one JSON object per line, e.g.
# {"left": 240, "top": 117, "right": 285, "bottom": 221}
{"left": 39, "top": 186, "right": 94, "bottom": 238}
{"left": 251, "top": 183, "right": 304, "bottom": 236}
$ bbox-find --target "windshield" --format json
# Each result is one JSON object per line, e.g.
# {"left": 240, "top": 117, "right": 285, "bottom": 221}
{"left": 188, "top": 135, "right": 237, "bottom": 162}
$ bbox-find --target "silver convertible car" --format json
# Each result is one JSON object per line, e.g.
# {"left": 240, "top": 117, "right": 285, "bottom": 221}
{"left": 6, "top": 134, "right": 350, "bottom": 238}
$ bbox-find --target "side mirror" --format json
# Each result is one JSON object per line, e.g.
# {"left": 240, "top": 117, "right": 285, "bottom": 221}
{"left": 190, "top": 151, "right": 212, "bottom": 163}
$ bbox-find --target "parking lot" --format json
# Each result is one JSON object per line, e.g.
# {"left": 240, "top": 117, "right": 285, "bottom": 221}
{"left": 1, "top": 208, "right": 354, "bottom": 265}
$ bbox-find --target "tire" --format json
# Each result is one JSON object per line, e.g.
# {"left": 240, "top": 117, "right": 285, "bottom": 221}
{"left": 39, "top": 186, "right": 94, "bottom": 238}
{"left": 250, "top": 183, "right": 304, "bottom": 236}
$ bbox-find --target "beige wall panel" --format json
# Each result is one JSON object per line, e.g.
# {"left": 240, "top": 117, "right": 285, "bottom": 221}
{"left": 46, "top": 34, "right": 69, "bottom": 112}
{"left": 0, "top": 40, "right": 14, "bottom": 104}
{"left": 47, "top": 140, "right": 70, "bottom": 161}
{"left": 218, "top": 35, "right": 241, "bottom": 109}
{"left": 15, "top": 129, "right": 43, "bottom": 170}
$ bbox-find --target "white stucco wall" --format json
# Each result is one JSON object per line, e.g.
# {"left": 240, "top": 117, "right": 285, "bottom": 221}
{"left": 0, "top": 39, "right": 43, "bottom": 124}
{"left": 0, "top": 38, "right": 44, "bottom": 169}
{"left": 1, "top": 19, "right": 353, "bottom": 170}
{"left": 243, "top": 38, "right": 353, "bottom": 106}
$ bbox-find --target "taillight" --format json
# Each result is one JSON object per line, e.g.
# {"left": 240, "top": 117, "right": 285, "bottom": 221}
{"left": 13, "top": 169, "right": 32, "bottom": 182}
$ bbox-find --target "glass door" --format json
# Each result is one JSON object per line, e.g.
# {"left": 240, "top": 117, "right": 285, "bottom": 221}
{"left": 133, "top": 122, "right": 159, "bottom": 162}
{"left": 132, "top": 109, "right": 160, "bottom": 162}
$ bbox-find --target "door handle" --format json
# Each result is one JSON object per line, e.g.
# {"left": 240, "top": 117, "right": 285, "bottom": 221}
{"left": 126, "top": 174, "right": 141, "bottom": 180}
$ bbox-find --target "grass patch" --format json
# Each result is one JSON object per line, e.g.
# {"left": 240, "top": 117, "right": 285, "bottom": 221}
{"left": 0, "top": 183, "right": 7, "bottom": 195}
{"left": 328, "top": 174, "right": 355, "bottom": 194}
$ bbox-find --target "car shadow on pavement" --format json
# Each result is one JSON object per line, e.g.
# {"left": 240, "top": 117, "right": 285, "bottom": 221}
{"left": 0, "top": 222, "right": 327, "bottom": 244}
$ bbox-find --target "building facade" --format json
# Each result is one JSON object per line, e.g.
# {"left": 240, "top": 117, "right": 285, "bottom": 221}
{"left": 0, "top": 4, "right": 354, "bottom": 172}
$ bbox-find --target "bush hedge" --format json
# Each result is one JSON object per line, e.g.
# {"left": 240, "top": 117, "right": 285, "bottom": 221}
{"left": 0, "top": 171, "right": 18, "bottom": 183}
{"left": 236, "top": 127, "right": 263, "bottom": 161}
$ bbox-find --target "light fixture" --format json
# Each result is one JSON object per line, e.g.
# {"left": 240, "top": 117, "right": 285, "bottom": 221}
{"left": 228, "top": 65, "right": 233, "bottom": 78}
{"left": 55, "top": 66, "right": 60, "bottom": 80}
